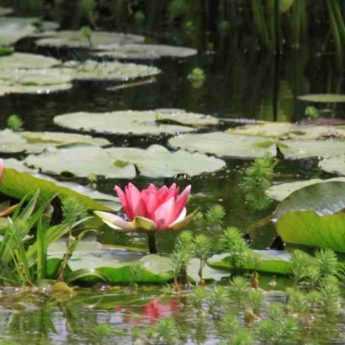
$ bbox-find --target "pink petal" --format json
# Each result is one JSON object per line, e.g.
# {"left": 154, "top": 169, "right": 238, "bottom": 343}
{"left": 173, "top": 185, "right": 191, "bottom": 218}
{"left": 168, "top": 208, "right": 186, "bottom": 228}
{"left": 114, "top": 185, "right": 131, "bottom": 218}
{"left": 127, "top": 183, "right": 146, "bottom": 218}
{"left": 141, "top": 189, "right": 158, "bottom": 217}
{"left": 153, "top": 197, "right": 177, "bottom": 230}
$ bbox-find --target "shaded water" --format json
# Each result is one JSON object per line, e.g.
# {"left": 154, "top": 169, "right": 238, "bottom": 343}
{"left": 1, "top": 3, "right": 345, "bottom": 344}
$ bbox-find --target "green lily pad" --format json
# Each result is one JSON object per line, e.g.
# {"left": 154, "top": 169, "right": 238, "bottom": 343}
{"left": 24, "top": 144, "right": 224, "bottom": 179}
{"left": 54, "top": 109, "right": 219, "bottom": 136}
{"left": 277, "top": 139, "right": 345, "bottom": 160}
{"left": 24, "top": 146, "right": 136, "bottom": 179}
{"left": 168, "top": 132, "right": 345, "bottom": 160}
{"left": 187, "top": 258, "right": 231, "bottom": 283}
{"left": 319, "top": 155, "right": 345, "bottom": 176}
{"left": 0, "top": 53, "right": 60, "bottom": 69}
{"left": 274, "top": 181, "right": 345, "bottom": 252}
{"left": 94, "top": 43, "right": 197, "bottom": 61}
{"left": 298, "top": 94, "right": 345, "bottom": 103}
{"left": 0, "top": 167, "right": 113, "bottom": 211}
{"left": 266, "top": 178, "right": 345, "bottom": 201}
{"left": 62, "top": 60, "right": 160, "bottom": 82}
{"left": 0, "top": 129, "right": 110, "bottom": 154}
{"left": 1, "top": 158, "right": 120, "bottom": 210}
{"left": 35, "top": 30, "right": 144, "bottom": 50}
{"left": 0, "top": 68, "right": 73, "bottom": 95}
{"left": 274, "top": 181, "right": 345, "bottom": 220}
{"left": 229, "top": 121, "right": 345, "bottom": 140}
{"left": 208, "top": 250, "right": 292, "bottom": 275}
{"left": 106, "top": 145, "right": 226, "bottom": 177}
{"left": 48, "top": 241, "right": 173, "bottom": 284}
{"left": 0, "top": 17, "right": 58, "bottom": 46}
{"left": 169, "top": 132, "right": 276, "bottom": 159}
{"left": 277, "top": 210, "right": 345, "bottom": 253}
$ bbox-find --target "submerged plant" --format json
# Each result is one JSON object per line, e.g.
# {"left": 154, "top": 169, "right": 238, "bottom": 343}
{"left": 95, "top": 183, "right": 194, "bottom": 254}
{"left": 240, "top": 156, "right": 276, "bottom": 211}
{"left": 6, "top": 114, "right": 24, "bottom": 132}
{"left": 187, "top": 67, "right": 206, "bottom": 88}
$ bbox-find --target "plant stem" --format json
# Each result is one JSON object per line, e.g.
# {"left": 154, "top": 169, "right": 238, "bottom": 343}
{"left": 147, "top": 232, "right": 157, "bottom": 254}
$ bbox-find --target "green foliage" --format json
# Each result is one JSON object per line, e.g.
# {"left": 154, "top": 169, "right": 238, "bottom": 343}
{"left": 168, "top": 0, "right": 188, "bottom": 19}
{"left": 144, "top": 317, "right": 181, "bottom": 345}
{"left": 187, "top": 67, "right": 206, "bottom": 83}
{"left": 220, "top": 227, "right": 255, "bottom": 269}
{"left": 0, "top": 191, "right": 88, "bottom": 286}
{"left": 62, "top": 197, "right": 88, "bottom": 225}
{"left": 80, "top": 0, "right": 96, "bottom": 18}
{"left": 134, "top": 11, "right": 146, "bottom": 25}
{"left": 80, "top": 26, "right": 93, "bottom": 46}
{"left": 305, "top": 105, "right": 320, "bottom": 119}
{"left": 6, "top": 114, "right": 24, "bottom": 132}
{"left": 241, "top": 155, "right": 276, "bottom": 211}
{"left": 0, "top": 47, "right": 14, "bottom": 57}
{"left": 255, "top": 304, "right": 300, "bottom": 345}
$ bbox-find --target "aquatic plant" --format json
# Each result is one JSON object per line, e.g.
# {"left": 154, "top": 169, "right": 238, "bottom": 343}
{"left": 187, "top": 67, "right": 206, "bottom": 88}
{"left": 241, "top": 155, "right": 276, "bottom": 211}
{"left": 95, "top": 183, "right": 193, "bottom": 253}
{"left": 6, "top": 114, "right": 24, "bottom": 132}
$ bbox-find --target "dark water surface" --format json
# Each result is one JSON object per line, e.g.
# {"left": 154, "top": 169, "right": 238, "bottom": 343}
{"left": 1, "top": 5, "right": 345, "bottom": 344}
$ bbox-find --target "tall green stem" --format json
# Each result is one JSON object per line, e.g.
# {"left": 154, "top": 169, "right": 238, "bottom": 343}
{"left": 147, "top": 233, "right": 157, "bottom": 254}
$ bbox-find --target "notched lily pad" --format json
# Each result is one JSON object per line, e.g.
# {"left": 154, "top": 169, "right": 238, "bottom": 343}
{"left": 62, "top": 60, "right": 160, "bottom": 82}
{"left": 35, "top": 30, "right": 144, "bottom": 50}
{"left": 0, "top": 52, "right": 60, "bottom": 70}
{"left": 0, "top": 68, "right": 73, "bottom": 95}
{"left": 0, "top": 17, "right": 58, "bottom": 46}
{"left": 0, "top": 129, "right": 110, "bottom": 154}
{"left": 94, "top": 43, "right": 197, "bottom": 61}
{"left": 208, "top": 250, "right": 292, "bottom": 275}
{"left": 0, "top": 158, "right": 120, "bottom": 210}
{"left": 319, "top": 155, "right": 345, "bottom": 176}
{"left": 169, "top": 132, "right": 276, "bottom": 159}
{"left": 298, "top": 94, "right": 345, "bottom": 103}
{"left": 266, "top": 178, "right": 345, "bottom": 202}
{"left": 107, "top": 145, "right": 226, "bottom": 177}
{"left": 24, "top": 146, "right": 136, "bottom": 179}
{"left": 229, "top": 121, "right": 345, "bottom": 140}
{"left": 54, "top": 109, "right": 219, "bottom": 136}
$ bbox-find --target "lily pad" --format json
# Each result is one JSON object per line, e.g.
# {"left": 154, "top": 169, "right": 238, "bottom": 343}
{"left": 1, "top": 158, "right": 120, "bottom": 211}
{"left": 229, "top": 121, "right": 345, "bottom": 140}
{"left": 48, "top": 241, "right": 173, "bottom": 284}
{"left": 54, "top": 109, "right": 219, "bottom": 136}
{"left": 298, "top": 94, "right": 345, "bottom": 103}
{"left": 24, "top": 146, "right": 136, "bottom": 179}
{"left": 169, "top": 132, "right": 276, "bottom": 159}
{"left": 62, "top": 60, "right": 160, "bottom": 82}
{"left": 0, "top": 68, "right": 73, "bottom": 95}
{"left": 0, "top": 52, "right": 60, "bottom": 69}
{"left": 23, "top": 144, "right": 224, "bottom": 179}
{"left": 0, "top": 17, "right": 58, "bottom": 46}
{"left": 106, "top": 145, "right": 226, "bottom": 177}
{"left": 319, "top": 155, "right": 345, "bottom": 176}
{"left": 0, "top": 129, "right": 110, "bottom": 154}
{"left": 274, "top": 181, "right": 345, "bottom": 220}
{"left": 169, "top": 131, "right": 345, "bottom": 160}
{"left": 266, "top": 178, "right": 345, "bottom": 201}
{"left": 94, "top": 43, "right": 197, "bottom": 61}
{"left": 35, "top": 30, "right": 144, "bottom": 50}
{"left": 208, "top": 250, "right": 292, "bottom": 275}
{"left": 278, "top": 139, "right": 345, "bottom": 160}
{"left": 0, "top": 167, "right": 113, "bottom": 211}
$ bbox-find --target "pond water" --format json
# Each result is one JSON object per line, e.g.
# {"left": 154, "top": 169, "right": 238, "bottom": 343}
{"left": 1, "top": 2, "right": 345, "bottom": 344}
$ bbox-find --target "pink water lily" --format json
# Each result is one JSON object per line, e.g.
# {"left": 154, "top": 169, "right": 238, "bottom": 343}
{"left": 95, "top": 183, "right": 192, "bottom": 232}
{"left": 95, "top": 183, "right": 193, "bottom": 253}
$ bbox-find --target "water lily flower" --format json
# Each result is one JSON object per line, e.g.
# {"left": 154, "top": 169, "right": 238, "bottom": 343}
{"left": 95, "top": 183, "right": 194, "bottom": 253}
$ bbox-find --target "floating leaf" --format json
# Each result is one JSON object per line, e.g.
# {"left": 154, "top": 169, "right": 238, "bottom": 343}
{"left": 298, "top": 94, "right": 345, "bottom": 103}
{"left": 54, "top": 109, "right": 219, "bottom": 137}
